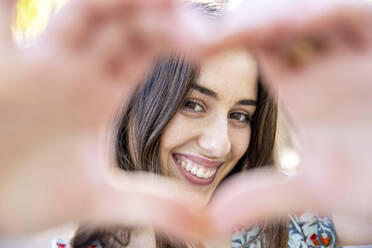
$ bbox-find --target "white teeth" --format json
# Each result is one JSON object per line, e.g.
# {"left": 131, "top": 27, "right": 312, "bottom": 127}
{"left": 204, "top": 170, "right": 211, "bottom": 179}
{"left": 191, "top": 166, "right": 198, "bottom": 175}
{"left": 176, "top": 156, "right": 218, "bottom": 179}
{"left": 206, "top": 168, "right": 216, "bottom": 178}
{"left": 196, "top": 168, "right": 205, "bottom": 178}
{"left": 205, "top": 170, "right": 211, "bottom": 178}
{"left": 204, "top": 170, "right": 211, "bottom": 178}
{"left": 186, "top": 162, "right": 192, "bottom": 171}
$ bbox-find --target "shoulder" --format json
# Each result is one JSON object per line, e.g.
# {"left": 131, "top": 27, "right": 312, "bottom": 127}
{"left": 232, "top": 226, "right": 264, "bottom": 248}
{"left": 231, "top": 213, "right": 338, "bottom": 248}
{"left": 289, "top": 213, "right": 338, "bottom": 248}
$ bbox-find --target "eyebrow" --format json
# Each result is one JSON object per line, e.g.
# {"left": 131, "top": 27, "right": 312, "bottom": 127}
{"left": 236, "top": 99, "right": 257, "bottom": 106}
{"left": 190, "top": 83, "right": 257, "bottom": 106}
{"left": 191, "top": 83, "right": 217, "bottom": 98}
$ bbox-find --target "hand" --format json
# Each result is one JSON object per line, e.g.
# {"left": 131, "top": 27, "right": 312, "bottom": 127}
{"left": 208, "top": 0, "right": 372, "bottom": 242}
{"left": 0, "top": 0, "right": 209, "bottom": 239}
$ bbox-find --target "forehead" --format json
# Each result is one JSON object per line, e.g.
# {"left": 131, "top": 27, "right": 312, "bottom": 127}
{"left": 197, "top": 49, "right": 258, "bottom": 101}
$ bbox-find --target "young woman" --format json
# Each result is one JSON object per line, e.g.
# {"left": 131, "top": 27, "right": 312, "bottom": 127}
{"left": 50, "top": 47, "right": 337, "bottom": 248}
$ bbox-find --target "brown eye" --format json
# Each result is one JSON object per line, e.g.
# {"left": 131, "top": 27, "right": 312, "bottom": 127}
{"left": 183, "top": 99, "right": 204, "bottom": 112}
{"left": 229, "top": 112, "right": 251, "bottom": 123}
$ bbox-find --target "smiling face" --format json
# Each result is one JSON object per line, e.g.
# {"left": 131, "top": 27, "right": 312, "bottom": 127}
{"left": 159, "top": 49, "right": 258, "bottom": 200}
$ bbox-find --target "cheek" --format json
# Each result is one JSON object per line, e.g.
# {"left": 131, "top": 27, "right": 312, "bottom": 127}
{"left": 230, "top": 127, "right": 251, "bottom": 159}
{"left": 159, "top": 114, "right": 197, "bottom": 173}
{"left": 160, "top": 115, "right": 192, "bottom": 152}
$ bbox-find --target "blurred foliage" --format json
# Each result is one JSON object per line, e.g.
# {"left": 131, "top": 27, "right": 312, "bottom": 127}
{"left": 13, "top": 0, "right": 68, "bottom": 44}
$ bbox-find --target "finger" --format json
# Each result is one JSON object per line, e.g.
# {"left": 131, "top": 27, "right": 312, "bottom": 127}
{"left": 93, "top": 14, "right": 156, "bottom": 83}
{"left": 211, "top": 0, "right": 309, "bottom": 51}
{"left": 256, "top": 33, "right": 334, "bottom": 79}
{"left": 207, "top": 168, "right": 316, "bottom": 234}
{"left": 76, "top": 143, "right": 205, "bottom": 241}
{"left": 214, "top": 0, "right": 372, "bottom": 53}
{"left": 45, "top": 0, "right": 133, "bottom": 50}
{"left": 76, "top": 20, "right": 153, "bottom": 121}
{"left": 87, "top": 171, "right": 206, "bottom": 241}
{"left": 0, "top": 0, "right": 15, "bottom": 48}
{"left": 45, "top": 0, "right": 105, "bottom": 51}
{"left": 162, "top": 6, "right": 220, "bottom": 61}
{"left": 116, "top": 0, "right": 217, "bottom": 61}
{"left": 118, "top": 0, "right": 175, "bottom": 13}
{"left": 46, "top": 0, "right": 175, "bottom": 51}
{"left": 256, "top": 26, "right": 363, "bottom": 110}
{"left": 84, "top": 17, "right": 129, "bottom": 80}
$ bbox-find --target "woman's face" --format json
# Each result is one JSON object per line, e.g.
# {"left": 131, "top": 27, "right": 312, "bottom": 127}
{"left": 159, "top": 49, "right": 258, "bottom": 200}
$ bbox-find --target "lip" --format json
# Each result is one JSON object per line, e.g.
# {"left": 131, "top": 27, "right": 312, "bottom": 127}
{"left": 172, "top": 153, "right": 223, "bottom": 186}
{"left": 174, "top": 153, "right": 224, "bottom": 168}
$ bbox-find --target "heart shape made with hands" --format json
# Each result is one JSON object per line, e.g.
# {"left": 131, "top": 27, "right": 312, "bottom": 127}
{"left": 2, "top": 0, "right": 372, "bottom": 243}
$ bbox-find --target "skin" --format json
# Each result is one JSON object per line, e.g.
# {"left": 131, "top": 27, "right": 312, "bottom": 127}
{"left": 208, "top": 0, "right": 372, "bottom": 245}
{"left": 160, "top": 48, "right": 258, "bottom": 202}
{"left": 3, "top": 0, "right": 372, "bottom": 245}
{"left": 0, "top": 0, "right": 212, "bottom": 239}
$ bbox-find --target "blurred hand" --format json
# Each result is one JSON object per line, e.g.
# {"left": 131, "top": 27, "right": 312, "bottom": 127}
{"left": 3, "top": 0, "right": 372, "bottom": 243}
{"left": 208, "top": 0, "right": 372, "bottom": 242}
{"left": 0, "top": 0, "right": 209, "bottom": 239}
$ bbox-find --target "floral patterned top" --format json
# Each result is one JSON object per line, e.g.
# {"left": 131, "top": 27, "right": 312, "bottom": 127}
{"left": 51, "top": 213, "right": 337, "bottom": 248}
{"left": 232, "top": 213, "right": 337, "bottom": 248}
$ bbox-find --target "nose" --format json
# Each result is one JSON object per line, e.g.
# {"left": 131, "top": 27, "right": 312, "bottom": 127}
{"left": 197, "top": 116, "right": 231, "bottom": 158}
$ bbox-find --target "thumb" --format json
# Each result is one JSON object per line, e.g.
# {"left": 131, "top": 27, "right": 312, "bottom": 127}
{"left": 207, "top": 168, "right": 316, "bottom": 234}
{"left": 77, "top": 141, "right": 206, "bottom": 241}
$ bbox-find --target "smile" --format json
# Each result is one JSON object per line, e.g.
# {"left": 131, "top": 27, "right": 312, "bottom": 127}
{"left": 172, "top": 153, "right": 223, "bottom": 185}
